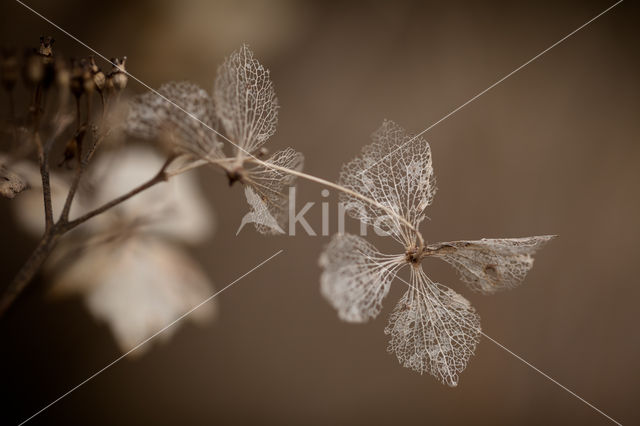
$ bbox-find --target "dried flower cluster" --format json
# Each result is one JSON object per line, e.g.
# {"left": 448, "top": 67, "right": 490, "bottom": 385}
{"left": 2, "top": 38, "right": 554, "bottom": 386}
{"left": 127, "top": 44, "right": 303, "bottom": 235}
{"left": 319, "top": 120, "right": 554, "bottom": 386}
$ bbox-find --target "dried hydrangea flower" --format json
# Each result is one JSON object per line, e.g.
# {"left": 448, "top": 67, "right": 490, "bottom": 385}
{"left": 126, "top": 44, "right": 303, "bottom": 236}
{"left": 319, "top": 119, "right": 554, "bottom": 386}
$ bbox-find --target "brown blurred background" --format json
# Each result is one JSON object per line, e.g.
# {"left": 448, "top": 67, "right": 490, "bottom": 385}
{"left": 1, "top": 0, "right": 639, "bottom": 424}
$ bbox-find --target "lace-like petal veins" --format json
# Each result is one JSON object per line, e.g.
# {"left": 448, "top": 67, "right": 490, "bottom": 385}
{"left": 237, "top": 186, "right": 285, "bottom": 235}
{"left": 126, "top": 81, "right": 223, "bottom": 160}
{"left": 385, "top": 266, "right": 480, "bottom": 387}
{"left": 214, "top": 44, "right": 278, "bottom": 155}
{"left": 242, "top": 147, "right": 304, "bottom": 235}
{"left": 427, "top": 235, "right": 555, "bottom": 294}
{"left": 339, "top": 120, "right": 435, "bottom": 246}
{"left": 319, "top": 233, "right": 405, "bottom": 323}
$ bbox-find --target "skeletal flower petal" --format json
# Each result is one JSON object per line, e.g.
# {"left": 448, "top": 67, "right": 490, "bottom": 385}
{"left": 127, "top": 81, "right": 223, "bottom": 160}
{"left": 242, "top": 147, "right": 303, "bottom": 235}
{"left": 237, "top": 186, "right": 284, "bottom": 235}
{"left": 339, "top": 120, "right": 435, "bottom": 246}
{"left": 0, "top": 161, "right": 28, "bottom": 199}
{"left": 385, "top": 266, "right": 481, "bottom": 387}
{"left": 428, "top": 235, "right": 555, "bottom": 293}
{"left": 214, "top": 44, "right": 278, "bottom": 155}
{"left": 51, "top": 237, "right": 216, "bottom": 356}
{"left": 319, "top": 233, "right": 405, "bottom": 323}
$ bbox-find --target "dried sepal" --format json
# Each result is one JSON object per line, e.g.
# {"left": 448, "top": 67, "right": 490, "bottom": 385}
{"left": 319, "top": 233, "right": 405, "bottom": 322}
{"left": 240, "top": 147, "right": 304, "bottom": 235}
{"left": 237, "top": 186, "right": 285, "bottom": 235}
{"left": 339, "top": 119, "right": 435, "bottom": 246}
{"left": 126, "top": 81, "right": 223, "bottom": 160}
{"left": 427, "top": 235, "right": 555, "bottom": 293}
{"left": 385, "top": 266, "right": 480, "bottom": 387}
{"left": 0, "top": 161, "right": 29, "bottom": 199}
{"left": 214, "top": 44, "right": 278, "bottom": 156}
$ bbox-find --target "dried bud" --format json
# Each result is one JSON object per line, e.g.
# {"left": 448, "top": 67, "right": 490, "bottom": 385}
{"left": 0, "top": 46, "right": 19, "bottom": 91}
{"left": 108, "top": 56, "right": 127, "bottom": 91}
{"left": 89, "top": 56, "right": 105, "bottom": 92}
{"left": 38, "top": 36, "right": 55, "bottom": 64}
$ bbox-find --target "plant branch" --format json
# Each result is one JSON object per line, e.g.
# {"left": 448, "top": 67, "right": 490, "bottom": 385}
{"left": 246, "top": 158, "right": 425, "bottom": 249}
{"left": 63, "top": 156, "right": 174, "bottom": 232}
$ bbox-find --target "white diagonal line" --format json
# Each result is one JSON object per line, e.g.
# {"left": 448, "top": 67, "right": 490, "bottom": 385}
{"left": 14, "top": 0, "right": 257, "bottom": 161}
{"left": 359, "top": 0, "right": 623, "bottom": 176}
{"left": 18, "top": 249, "right": 284, "bottom": 425}
{"left": 360, "top": 251, "right": 622, "bottom": 425}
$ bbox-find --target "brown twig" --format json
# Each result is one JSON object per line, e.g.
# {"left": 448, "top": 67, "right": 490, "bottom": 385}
{"left": 0, "top": 154, "right": 175, "bottom": 317}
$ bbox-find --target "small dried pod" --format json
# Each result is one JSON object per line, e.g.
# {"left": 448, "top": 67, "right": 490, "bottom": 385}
{"left": 108, "top": 56, "right": 127, "bottom": 91}
{"left": 38, "top": 36, "right": 55, "bottom": 64}
{"left": 0, "top": 46, "right": 19, "bottom": 92}
{"left": 89, "top": 56, "right": 105, "bottom": 92}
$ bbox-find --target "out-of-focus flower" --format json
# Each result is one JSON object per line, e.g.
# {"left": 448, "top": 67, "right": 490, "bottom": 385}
{"left": 13, "top": 146, "right": 216, "bottom": 355}
{"left": 319, "top": 120, "right": 554, "bottom": 386}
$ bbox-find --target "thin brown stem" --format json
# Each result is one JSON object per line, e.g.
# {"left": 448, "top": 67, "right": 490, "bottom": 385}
{"left": 33, "top": 132, "right": 54, "bottom": 231}
{"left": 1, "top": 155, "right": 176, "bottom": 317}
{"left": 63, "top": 156, "right": 174, "bottom": 232}
{"left": 59, "top": 127, "right": 108, "bottom": 222}
{"left": 0, "top": 231, "right": 59, "bottom": 317}
{"left": 246, "top": 158, "right": 426, "bottom": 249}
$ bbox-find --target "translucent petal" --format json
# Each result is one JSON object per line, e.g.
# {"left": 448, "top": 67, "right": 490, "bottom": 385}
{"left": 427, "top": 235, "right": 555, "bottom": 293}
{"left": 237, "top": 186, "right": 285, "bottom": 235}
{"left": 339, "top": 120, "right": 435, "bottom": 246}
{"left": 319, "top": 233, "right": 405, "bottom": 323}
{"left": 385, "top": 266, "right": 480, "bottom": 386}
{"left": 51, "top": 237, "right": 216, "bottom": 356}
{"left": 214, "top": 44, "right": 278, "bottom": 155}
{"left": 85, "top": 146, "right": 215, "bottom": 245}
{"left": 242, "top": 147, "right": 303, "bottom": 235}
{"left": 126, "top": 81, "right": 223, "bottom": 160}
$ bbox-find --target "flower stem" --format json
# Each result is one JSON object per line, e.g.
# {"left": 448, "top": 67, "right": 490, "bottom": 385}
{"left": 246, "top": 158, "right": 425, "bottom": 249}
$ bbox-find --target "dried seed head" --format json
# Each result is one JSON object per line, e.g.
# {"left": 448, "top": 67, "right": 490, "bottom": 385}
{"left": 89, "top": 56, "right": 106, "bottom": 92}
{"left": 0, "top": 46, "right": 19, "bottom": 91}
{"left": 109, "top": 56, "right": 127, "bottom": 91}
{"left": 38, "top": 36, "right": 54, "bottom": 63}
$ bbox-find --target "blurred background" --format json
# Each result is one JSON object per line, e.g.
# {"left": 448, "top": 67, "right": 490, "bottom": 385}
{"left": 1, "top": 0, "right": 638, "bottom": 424}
